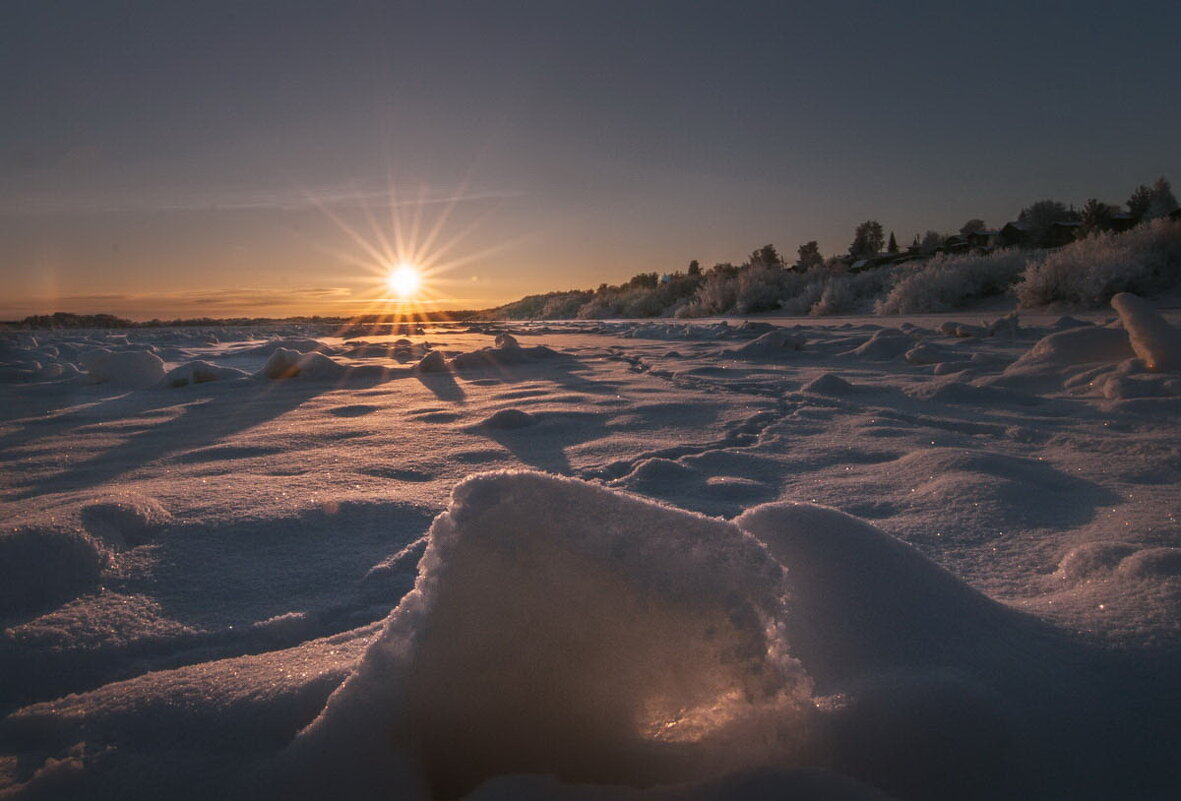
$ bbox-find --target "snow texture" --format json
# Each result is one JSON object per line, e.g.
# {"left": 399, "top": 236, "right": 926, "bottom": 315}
{"left": 3, "top": 313, "right": 1181, "bottom": 801}
{"left": 1111, "top": 292, "right": 1181, "bottom": 371}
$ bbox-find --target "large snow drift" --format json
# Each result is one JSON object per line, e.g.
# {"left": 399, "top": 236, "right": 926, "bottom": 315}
{"left": 281, "top": 472, "right": 813, "bottom": 800}
{"left": 271, "top": 471, "right": 1166, "bottom": 801}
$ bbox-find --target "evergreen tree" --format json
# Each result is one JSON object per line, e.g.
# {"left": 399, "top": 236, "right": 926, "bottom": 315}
{"left": 794, "top": 241, "right": 823, "bottom": 271}
{"left": 849, "top": 220, "right": 884, "bottom": 259}
{"left": 887, "top": 231, "right": 899, "bottom": 253}
{"left": 749, "top": 244, "right": 781, "bottom": 269}
{"left": 1126, "top": 178, "right": 1176, "bottom": 221}
{"left": 1146, "top": 177, "right": 1179, "bottom": 220}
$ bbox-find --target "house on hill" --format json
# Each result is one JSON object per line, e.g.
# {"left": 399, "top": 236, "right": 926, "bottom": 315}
{"left": 965, "top": 229, "right": 997, "bottom": 249}
{"left": 997, "top": 221, "right": 1028, "bottom": 248}
{"left": 1046, "top": 220, "right": 1082, "bottom": 248}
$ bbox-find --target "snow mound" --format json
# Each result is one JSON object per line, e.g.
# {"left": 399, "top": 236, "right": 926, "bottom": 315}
{"left": 1055, "top": 542, "right": 1181, "bottom": 584}
{"left": 841, "top": 329, "right": 913, "bottom": 361}
{"left": 80, "top": 494, "right": 172, "bottom": 549}
{"left": 1115, "top": 547, "right": 1181, "bottom": 580}
{"left": 281, "top": 471, "right": 810, "bottom": 800}
{"left": 160, "top": 360, "right": 249, "bottom": 388}
{"left": 1012, "top": 326, "right": 1135, "bottom": 368}
{"left": 802, "top": 373, "right": 856, "bottom": 395}
{"left": 735, "top": 503, "right": 1027, "bottom": 686}
{"left": 1111, "top": 292, "right": 1181, "bottom": 371}
{"left": 449, "top": 337, "right": 562, "bottom": 369}
{"left": 986, "top": 311, "right": 1020, "bottom": 338}
{"left": 0, "top": 526, "right": 107, "bottom": 616}
{"left": 414, "top": 350, "right": 446, "bottom": 373}
{"left": 907, "top": 379, "right": 1041, "bottom": 406}
{"left": 1051, "top": 315, "right": 1093, "bottom": 331}
{"left": 730, "top": 329, "right": 805, "bottom": 357}
{"left": 903, "top": 343, "right": 953, "bottom": 365}
{"left": 1054, "top": 542, "right": 1140, "bottom": 583}
{"left": 80, "top": 348, "right": 166, "bottom": 387}
{"left": 259, "top": 348, "right": 347, "bottom": 380}
{"left": 480, "top": 408, "right": 537, "bottom": 429}
{"left": 243, "top": 338, "right": 332, "bottom": 357}
{"left": 990, "top": 326, "right": 1135, "bottom": 391}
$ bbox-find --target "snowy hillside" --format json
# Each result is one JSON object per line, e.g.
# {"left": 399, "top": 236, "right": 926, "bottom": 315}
{"left": 2, "top": 296, "right": 1180, "bottom": 800}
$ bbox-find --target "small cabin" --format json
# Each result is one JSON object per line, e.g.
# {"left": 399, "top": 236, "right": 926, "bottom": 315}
{"left": 997, "top": 222, "right": 1028, "bottom": 248}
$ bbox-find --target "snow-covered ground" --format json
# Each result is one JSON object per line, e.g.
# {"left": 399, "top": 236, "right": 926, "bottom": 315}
{"left": 2, "top": 299, "right": 1180, "bottom": 800}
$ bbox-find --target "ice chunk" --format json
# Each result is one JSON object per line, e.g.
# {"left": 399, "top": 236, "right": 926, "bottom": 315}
{"left": 1110, "top": 292, "right": 1181, "bottom": 371}
{"left": 282, "top": 472, "right": 810, "bottom": 799}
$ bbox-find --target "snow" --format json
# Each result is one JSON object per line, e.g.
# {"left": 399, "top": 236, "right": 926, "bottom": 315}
{"left": 81, "top": 348, "right": 166, "bottom": 386}
{"left": 160, "top": 360, "right": 250, "bottom": 388}
{"left": 1111, "top": 292, "right": 1181, "bottom": 371}
{"left": 2, "top": 311, "right": 1181, "bottom": 800}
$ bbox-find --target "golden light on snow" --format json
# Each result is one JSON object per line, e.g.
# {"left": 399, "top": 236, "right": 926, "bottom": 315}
{"left": 641, "top": 689, "right": 748, "bottom": 743}
{"left": 386, "top": 263, "right": 423, "bottom": 299}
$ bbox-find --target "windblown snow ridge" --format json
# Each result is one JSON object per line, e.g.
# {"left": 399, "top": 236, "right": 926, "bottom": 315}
{"left": 270, "top": 471, "right": 1135, "bottom": 801}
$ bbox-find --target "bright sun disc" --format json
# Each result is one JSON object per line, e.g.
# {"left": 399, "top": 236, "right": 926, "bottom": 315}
{"left": 386, "top": 264, "right": 422, "bottom": 299}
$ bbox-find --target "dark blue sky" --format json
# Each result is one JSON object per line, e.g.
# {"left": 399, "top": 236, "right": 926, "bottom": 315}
{"left": 3, "top": 0, "right": 1179, "bottom": 316}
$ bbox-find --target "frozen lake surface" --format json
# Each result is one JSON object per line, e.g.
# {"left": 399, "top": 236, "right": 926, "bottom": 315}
{"left": 2, "top": 304, "right": 1180, "bottom": 800}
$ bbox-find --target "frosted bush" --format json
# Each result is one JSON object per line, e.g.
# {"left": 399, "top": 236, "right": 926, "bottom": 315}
{"left": 733, "top": 265, "right": 787, "bottom": 314}
{"left": 875, "top": 249, "right": 1028, "bottom": 315}
{"left": 814, "top": 268, "right": 899, "bottom": 315}
{"left": 678, "top": 272, "right": 739, "bottom": 317}
{"left": 576, "top": 294, "right": 623, "bottom": 319}
{"left": 1016, "top": 219, "right": 1181, "bottom": 308}
{"left": 779, "top": 277, "right": 826, "bottom": 316}
{"left": 540, "top": 291, "right": 592, "bottom": 319}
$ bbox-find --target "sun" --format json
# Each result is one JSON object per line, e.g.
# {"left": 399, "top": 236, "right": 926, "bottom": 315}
{"left": 386, "top": 263, "right": 423, "bottom": 299}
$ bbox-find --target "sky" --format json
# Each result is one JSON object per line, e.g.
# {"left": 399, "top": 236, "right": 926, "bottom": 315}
{"left": 3, "top": 0, "right": 1180, "bottom": 319}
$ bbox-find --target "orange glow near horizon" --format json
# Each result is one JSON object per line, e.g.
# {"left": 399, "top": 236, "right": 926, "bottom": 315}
{"left": 300, "top": 174, "right": 520, "bottom": 333}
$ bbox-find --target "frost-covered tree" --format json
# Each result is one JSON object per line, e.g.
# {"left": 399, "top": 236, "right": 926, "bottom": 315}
{"left": 849, "top": 220, "right": 884, "bottom": 259}
{"left": 794, "top": 240, "right": 824, "bottom": 271}
{"left": 919, "top": 230, "right": 945, "bottom": 255}
{"left": 1017, "top": 199, "right": 1078, "bottom": 248}
{"left": 1127, "top": 178, "right": 1177, "bottom": 221}
{"left": 959, "top": 218, "right": 987, "bottom": 237}
{"left": 687, "top": 259, "right": 702, "bottom": 277}
{"left": 1146, "top": 177, "right": 1178, "bottom": 220}
{"left": 1077, "top": 198, "right": 1119, "bottom": 238}
{"left": 749, "top": 244, "right": 782, "bottom": 269}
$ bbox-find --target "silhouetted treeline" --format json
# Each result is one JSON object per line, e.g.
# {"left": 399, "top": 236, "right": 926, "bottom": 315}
{"left": 487, "top": 177, "right": 1180, "bottom": 320}
{"left": 17, "top": 312, "right": 135, "bottom": 329}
